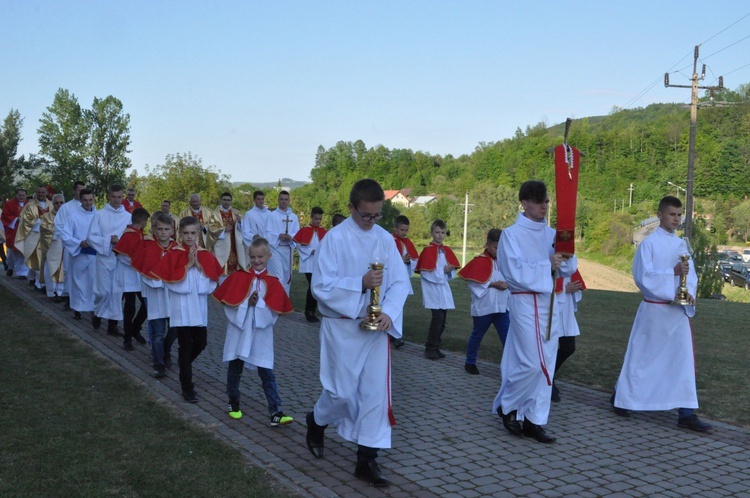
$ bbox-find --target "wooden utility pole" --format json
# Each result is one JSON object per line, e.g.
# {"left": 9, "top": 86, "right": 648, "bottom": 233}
{"left": 664, "top": 45, "right": 724, "bottom": 241}
{"left": 628, "top": 183, "right": 634, "bottom": 207}
{"left": 461, "top": 191, "right": 474, "bottom": 266}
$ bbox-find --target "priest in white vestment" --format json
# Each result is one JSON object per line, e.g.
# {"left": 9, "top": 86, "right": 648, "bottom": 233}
{"left": 493, "top": 181, "right": 577, "bottom": 444}
{"left": 305, "top": 179, "right": 409, "bottom": 488}
{"left": 241, "top": 190, "right": 271, "bottom": 247}
{"left": 613, "top": 196, "right": 712, "bottom": 432}
{"left": 87, "top": 185, "right": 131, "bottom": 334}
{"left": 265, "top": 190, "right": 299, "bottom": 295}
{"left": 59, "top": 190, "right": 97, "bottom": 319}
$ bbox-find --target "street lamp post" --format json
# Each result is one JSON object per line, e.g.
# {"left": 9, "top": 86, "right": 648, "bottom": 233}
{"left": 667, "top": 181, "right": 686, "bottom": 198}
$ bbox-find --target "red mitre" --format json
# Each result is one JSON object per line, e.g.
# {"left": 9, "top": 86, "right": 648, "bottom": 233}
{"left": 149, "top": 244, "right": 223, "bottom": 283}
{"left": 213, "top": 269, "right": 293, "bottom": 314}
{"left": 131, "top": 237, "right": 178, "bottom": 276}
{"left": 293, "top": 225, "right": 327, "bottom": 245}
{"left": 458, "top": 250, "right": 494, "bottom": 284}
{"left": 415, "top": 242, "right": 461, "bottom": 273}
{"left": 554, "top": 269, "right": 587, "bottom": 293}
{"left": 393, "top": 235, "right": 418, "bottom": 260}
{"left": 113, "top": 226, "right": 144, "bottom": 259}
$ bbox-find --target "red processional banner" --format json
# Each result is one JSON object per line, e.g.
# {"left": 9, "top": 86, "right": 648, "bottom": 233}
{"left": 554, "top": 143, "right": 580, "bottom": 255}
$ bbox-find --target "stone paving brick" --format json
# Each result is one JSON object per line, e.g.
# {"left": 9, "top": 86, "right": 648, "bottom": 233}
{"left": 6, "top": 274, "right": 750, "bottom": 498}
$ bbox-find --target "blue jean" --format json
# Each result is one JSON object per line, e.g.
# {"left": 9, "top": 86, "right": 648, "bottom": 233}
{"left": 465, "top": 311, "right": 509, "bottom": 365}
{"left": 226, "top": 359, "right": 282, "bottom": 415}
{"left": 149, "top": 318, "right": 175, "bottom": 369}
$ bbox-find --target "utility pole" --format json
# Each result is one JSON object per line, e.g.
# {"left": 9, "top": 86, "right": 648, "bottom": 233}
{"left": 665, "top": 45, "right": 724, "bottom": 241}
{"left": 628, "top": 183, "right": 634, "bottom": 207}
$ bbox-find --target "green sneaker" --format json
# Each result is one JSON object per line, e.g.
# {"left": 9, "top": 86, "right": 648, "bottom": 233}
{"left": 228, "top": 401, "right": 242, "bottom": 420}
{"left": 270, "top": 411, "right": 293, "bottom": 427}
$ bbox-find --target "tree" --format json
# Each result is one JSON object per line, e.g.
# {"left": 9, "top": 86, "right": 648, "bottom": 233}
{"left": 135, "top": 153, "right": 232, "bottom": 214}
{"left": 0, "top": 109, "right": 24, "bottom": 195}
{"left": 37, "top": 88, "right": 89, "bottom": 195}
{"left": 730, "top": 200, "right": 750, "bottom": 243}
{"left": 85, "top": 96, "right": 131, "bottom": 194}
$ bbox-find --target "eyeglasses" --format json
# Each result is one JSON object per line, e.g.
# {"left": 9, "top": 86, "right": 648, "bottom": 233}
{"left": 356, "top": 208, "right": 383, "bottom": 221}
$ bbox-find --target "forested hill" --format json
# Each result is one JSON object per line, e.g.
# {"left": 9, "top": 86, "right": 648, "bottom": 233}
{"left": 298, "top": 93, "right": 750, "bottom": 218}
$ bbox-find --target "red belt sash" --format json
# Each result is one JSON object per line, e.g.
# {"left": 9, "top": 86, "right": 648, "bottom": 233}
{"left": 510, "top": 291, "right": 551, "bottom": 386}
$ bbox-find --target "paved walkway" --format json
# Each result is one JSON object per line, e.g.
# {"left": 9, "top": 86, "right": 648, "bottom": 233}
{"left": 4, "top": 275, "right": 750, "bottom": 497}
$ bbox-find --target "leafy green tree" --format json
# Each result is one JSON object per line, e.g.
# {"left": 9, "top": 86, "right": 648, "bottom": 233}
{"left": 691, "top": 219, "right": 724, "bottom": 299}
{"left": 85, "top": 96, "right": 131, "bottom": 194}
{"left": 134, "top": 153, "right": 232, "bottom": 214}
{"left": 731, "top": 200, "right": 750, "bottom": 243}
{"left": 37, "top": 88, "right": 89, "bottom": 195}
{"left": 0, "top": 109, "right": 25, "bottom": 195}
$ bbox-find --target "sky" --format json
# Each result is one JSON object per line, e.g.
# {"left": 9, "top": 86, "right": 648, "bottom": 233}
{"left": 2, "top": 1, "right": 750, "bottom": 184}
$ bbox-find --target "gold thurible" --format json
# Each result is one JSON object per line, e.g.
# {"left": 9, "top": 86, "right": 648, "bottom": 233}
{"left": 360, "top": 262, "right": 385, "bottom": 331}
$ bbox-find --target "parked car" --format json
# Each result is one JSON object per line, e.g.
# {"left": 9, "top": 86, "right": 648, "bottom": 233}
{"left": 727, "top": 263, "right": 750, "bottom": 289}
{"left": 743, "top": 249, "right": 750, "bottom": 263}
{"left": 717, "top": 250, "right": 743, "bottom": 263}
{"left": 716, "top": 262, "right": 733, "bottom": 283}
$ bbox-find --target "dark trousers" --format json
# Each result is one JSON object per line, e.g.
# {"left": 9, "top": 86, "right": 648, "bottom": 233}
{"left": 122, "top": 292, "right": 147, "bottom": 343}
{"left": 304, "top": 273, "right": 318, "bottom": 314}
{"left": 555, "top": 336, "right": 576, "bottom": 373}
{"left": 226, "top": 359, "right": 283, "bottom": 415}
{"left": 175, "top": 326, "right": 208, "bottom": 392}
{"left": 357, "top": 445, "right": 379, "bottom": 461}
{"left": 425, "top": 309, "right": 448, "bottom": 350}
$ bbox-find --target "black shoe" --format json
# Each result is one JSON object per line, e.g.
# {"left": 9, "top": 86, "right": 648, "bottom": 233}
{"left": 497, "top": 407, "right": 522, "bottom": 436}
{"left": 73, "top": 311, "right": 82, "bottom": 320}
{"left": 28, "top": 279, "right": 35, "bottom": 286}
{"left": 354, "top": 458, "right": 391, "bottom": 488}
{"left": 153, "top": 368, "right": 167, "bottom": 379}
{"left": 305, "top": 411, "right": 326, "bottom": 459}
{"left": 678, "top": 414, "right": 713, "bottom": 433}
{"left": 551, "top": 383, "right": 561, "bottom": 402}
{"left": 123, "top": 342, "right": 134, "bottom": 351}
{"left": 305, "top": 312, "right": 320, "bottom": 323}
{"left": 6, "top": 269, "right": 13, "bottom": 277}
{"left": 437, "top": 349, "right": 446, "bottom": 358}
{"left": 522, "top": 420, "right": 556, "bottom": 444}
{"left": 464, "top": 363, "right": 480, "bottom": 375}
{"left": 182, "top": 390, "right": 198, "bottom": 403}
{"left": 164, "top": 355, "right": 173, "bottom": 369}
{"left": 392, "top": 338, "right": 405, "bottom": 349}
{"left": 424, "top": 348, "right": 440, "bottom": 360}
{"left": 92, "top": 315, "right": 101, "bottom": 330}
{"left": 132, "top": 332, "right": 147, "bottom": 345}
{"left": 107, "top": 321, "right": 123, "bottom": 337}
{"left": 610, "top": 392, "right": 631, "bottom": 417}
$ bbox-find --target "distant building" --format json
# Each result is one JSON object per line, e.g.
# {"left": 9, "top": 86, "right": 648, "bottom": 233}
{"left": 384, "top": 189, "right": 412, "bottom": 208}
{"left": 411, "top": 195, "right": 437, "bottom": 206}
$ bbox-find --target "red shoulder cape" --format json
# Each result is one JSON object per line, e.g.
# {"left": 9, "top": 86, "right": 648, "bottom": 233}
{"left": 149, "top": 244, "right": 223, "bottom": 283}
{"left": 123, "top": 200, "right": 143, "bottom": 214}
{"left": 293, "top": 225, "right": 327, "bottom": 245}
{"left": 393, "top": 235, "right": 418, "bottom": 260}
{"left": 131, "top": 238, "right": 178, "bottom": 276}
{"left": 415, "top": 242, "right": 461, "bottom": 273}
{"left": 113, "top": 226, "right": 144, "bottom": 259}
{"left": 458, "top": 251, "right": 494, "bottom": 283}
{"left": 212, "top": 269, "right": 293, "bottom": 314}
{"left": 555, "top": 269, "right": 587, "bottom": 293}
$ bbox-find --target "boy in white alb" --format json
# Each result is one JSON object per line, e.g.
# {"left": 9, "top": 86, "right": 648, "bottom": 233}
{"left": 149, "top": 217, "right": 223, "bottom": 403}
{"left": 293, "top": 206, "right": 327, "bottom": 322}
{"left": 612, "top": 195, "right": 712, "bottom": 432}
{"left": 213, "top": 238, "right": 294, "bottom": 426}
{"left": 415, "top": 220, "right": 460, "bottom": 360}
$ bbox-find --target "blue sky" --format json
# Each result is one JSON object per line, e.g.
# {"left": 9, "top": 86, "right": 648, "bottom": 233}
{"left": 2, "top": 1, "right": 749, "bottom": 184}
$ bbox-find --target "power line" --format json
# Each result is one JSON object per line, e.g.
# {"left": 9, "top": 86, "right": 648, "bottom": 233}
{"left": 700, "top": 33, "right": 750, "bottom": 60}
{"left": 622, "top": 13, "right": 750, "bottom": 109}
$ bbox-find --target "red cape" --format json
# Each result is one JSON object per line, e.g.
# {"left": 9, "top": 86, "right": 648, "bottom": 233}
{"left": 131, "top": 237, "right": 178, "bottom": 276}
{"left": 293, "top": 225, "right": 327, "bottom": 245}
{"left": 113, "top": 226, "right": 144, "bottom": 259}
{"left": 213, "top": 269, "right": 293, "bottom": 314}
{"left": 555, "top": 269, "right": 587, "bottom": 293}
{"left": 458, "top": 250, "right": 494, "bottom": 283}
{"left": 415, "top": 242, "right": 461, "bottom": 273}
{"left": 393, "top": 235, "right": 418, "bottom": 260}
{"left": 123, "top": 200, "right": 143, "bottom": 214}
{"left": 149, "top": 244, "right": 223, "bottom": 283}
{"left": 1, "top": 198, "right": 24, "bottom": 246}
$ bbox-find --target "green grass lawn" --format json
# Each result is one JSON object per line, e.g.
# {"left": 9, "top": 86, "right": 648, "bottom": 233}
{"left": 290, "top": 272, "right": 750, "bottom": 427}
{"left": 0, "top": 287, "right": 295, "bottom": 498}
